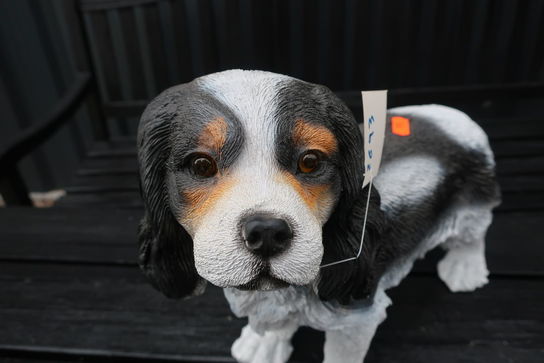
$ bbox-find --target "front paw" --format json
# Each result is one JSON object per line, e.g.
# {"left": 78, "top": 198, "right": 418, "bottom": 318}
{"left": 438, "top": 248, "right": 489, "bottom": 292}
{"left": 232, "top": 325, "right": 293, "bottom": 363}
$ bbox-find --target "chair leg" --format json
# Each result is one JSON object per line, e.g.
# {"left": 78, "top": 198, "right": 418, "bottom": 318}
{"left": 0, "top": 167, "right": 33, "bottom": 206}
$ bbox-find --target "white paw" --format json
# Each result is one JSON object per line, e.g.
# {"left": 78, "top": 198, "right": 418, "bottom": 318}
{"left": 232, "top": 325, "right": 262, "bottom": 363}
{"left": 437, "top": 247, "right": 489, "bottom": 292}
{"left": 232, "top": 325, "right": 293, "bottom": 363}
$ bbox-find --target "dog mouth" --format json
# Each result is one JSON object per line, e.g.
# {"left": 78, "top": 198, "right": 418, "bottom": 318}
{"left": 236, "top": 266, "right": 289, "bottom": 291}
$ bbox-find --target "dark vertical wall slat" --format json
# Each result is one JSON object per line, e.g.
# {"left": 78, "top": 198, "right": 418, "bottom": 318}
{"left": 158, "top": 0, "right": 181, "bottom": 82}
{"left": 51, "top": 2, "right": 79, "bottom": 75}
{"left": 29, "top": 4, "right": 67, "bottom": 93}
{"left": 349, "top": 0, "right": 369, "bottom": 89}
{"left": 32, "top": 1, "right": 87, "bottom": 171}
{"left": 415, "top": 0, "right": 437, "bottom": 87}
{"left": 302, "top": 0, "right": 319, "bottom": 83}
{"left": 82, "top": 12, "right": 111, "bottom": 101}
{"left": 106, "top": 10, "right": 134, "bottom": 99}
{"left": 1, "top": 0, "right": 544, "bottom": 196}
{"left": 492, "top": 0, "right": 518, "bottom": 82}
{"left": 211, "top": 0, "right": 229, "bottom": 70}
{"left": 84, "top": 10, "right": 124, "bottom": 137}
{"left": 133, "top": 6, "right": 158, "bottom": 97}
{"left": 445, "top": 0, "right": 465, "bottom": 85}
{"left": 38, "top": 2, "right": 88, "bottom": 155}
{"left": 323, "top": 0, "right": 344, "bottom": 90}
{"left": 271, "top": 0, "right": 286, "bottom": 74}
{"left": 182, "top": 0, "right": 203, "bottom": 77}
{"left": 62, "top": 1, "right": 109, "bottom": 142}
{"left": 196, "top": 0, "right": 220, "bottom": 76}
{"left": 342, "top": 0, "right": 356, "bottom": 89}
{"left": 142, "top": 3, "right": 171, "bottom": 91}
{"left": 0, "top": 0, "right": 57, "bottom": 190}
{"left": 518, "top": 0, "right": 543, "bottom": 80}
{"left": 0, "top": 64, "right": 45, "bottom": 193}
{"left": 317, "top": 0, "right": 330, "bottom": 85}
{"left": 52, "top": 1, "right": 95, "bottom": 149}
{"left": 366, "top": 0, "right": 385, "bottom": 88}
{"left": 464, "top": 0, "right": 489, "bottom": 84}
{"left": 118, "top": 6, "right": 147, "bottom": 102}
{"left": 287, "top": 0, "right": 304, "bottom": 79}
{"left": 239, "top": 0, "right": 255, "bottom": 67}
{"left": 394, "top": 0, "right": 415, "bottom": 87}
{"left": 106, "top": 9, "right": 134, "bottom": 135}
{"left": 538, "top": 2, "right": 544, "bottom": 81}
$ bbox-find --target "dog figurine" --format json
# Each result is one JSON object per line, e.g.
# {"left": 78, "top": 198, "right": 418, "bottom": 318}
{"left": 137, "top": 70, "right": 501, "bottom": 363}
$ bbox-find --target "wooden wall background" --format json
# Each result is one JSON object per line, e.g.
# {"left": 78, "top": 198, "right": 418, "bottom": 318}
{"left": 1, "top": 0, "right": 544, "bottom": 191}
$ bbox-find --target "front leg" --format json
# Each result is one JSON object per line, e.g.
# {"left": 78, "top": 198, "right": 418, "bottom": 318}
{"left": 323, "top": 325, "right": 377, "bottom": 363}
{"left": 323, "top": 290, "right": 390, "bottom": 363}
{"left": 232, "top": 323, "right": 298, "bottom": 363}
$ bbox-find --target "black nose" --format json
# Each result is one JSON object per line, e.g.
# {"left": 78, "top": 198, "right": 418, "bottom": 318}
{"left": 242, "top": 215, "right": 293, "bottom": 258}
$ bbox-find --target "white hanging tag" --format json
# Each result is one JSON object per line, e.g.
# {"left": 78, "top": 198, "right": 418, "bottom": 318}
{"left": 361, "top": 90, "right": 387, "bottom": 188}
{"left": 319, "top": 90, "right": 388, "bottom": 269}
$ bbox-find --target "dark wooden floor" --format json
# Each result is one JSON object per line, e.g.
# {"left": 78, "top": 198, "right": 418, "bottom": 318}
{"left": 1, "top": 97, "right": 543, "bottom": 362}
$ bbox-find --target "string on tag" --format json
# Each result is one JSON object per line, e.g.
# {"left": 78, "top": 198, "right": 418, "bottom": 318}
{"left": 319, "top": 89, "right": 385, "bottom": 269}
{"left": 320, "top": 178, "right": 373, "bottom": 268}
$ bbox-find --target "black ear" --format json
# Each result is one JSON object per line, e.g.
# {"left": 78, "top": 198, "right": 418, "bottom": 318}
{"left": 137, "top": 94, "right": 203, "bottom": 299}
{"left": 318, "top": 184, "right": 386, "bottom": 305}
{"left": 315, "top": 90, "right": 387, "bottom": 305}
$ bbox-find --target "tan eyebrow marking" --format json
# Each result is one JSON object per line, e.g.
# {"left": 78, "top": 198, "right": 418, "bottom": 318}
{"left": 293, "top": 119, "right": 337, "bottom": 155}
{"left": 198, "top": 117, "right": 228, "bottom": 152}
{"left": 279, "top": 171, "right": 331, "bottom": 211}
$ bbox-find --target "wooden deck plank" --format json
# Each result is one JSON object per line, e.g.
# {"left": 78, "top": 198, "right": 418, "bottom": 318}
{"left": 57, "top": 188, "right": 544, "bottom": 213}
{"left": 75, "top": 153, "right": 544, "bottom": 178}
{"left": 54, "top": 191, "right": 143, "bottom": 208}
{"left": 0, "top": 208, "right": 139, "bottom": 264}
{"left": 496, "top": 155, "right": 544, "bottom": 175}
{"left": 477, "top": 118, "right": 544, "bottom": 140}
{"left": 7, "top": 104, "right": 541, "bottom": 362}
{"left": 78, "top": 111, "right": 544, "bottom": 164}
{"left": 0, "top": 208, "right": 543, "bottom": 276}
{"left": 62, "top": 169, "right": 544, "bottom": 214}
{"left": 65, "top": 124, "right": 544, "bottom": 211}
{"left": 67, "top": 164, "right": 544, "bottom": 191}
{"left": 81, "top": 138, "right": 544, "bottom": 163}
{"left": 0, "top": 262, "right": 541, "bottom": 362}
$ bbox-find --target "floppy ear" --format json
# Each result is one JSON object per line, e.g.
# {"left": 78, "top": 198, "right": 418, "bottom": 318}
{"left": 318, "top": 184, "right": 386, "bottom": 304}
{"left": 315, "top": 92, "right": 387, "bottom": 305}
{"left": 137, "top": 95, "right": 204, "bottom": 299}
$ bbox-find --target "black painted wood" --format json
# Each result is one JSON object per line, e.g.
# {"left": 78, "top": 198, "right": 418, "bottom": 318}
{"left": 0, "top": 167, "right": 32, "bottom": 206}
{"left": 55, "top": 189, "right": 544, "bottom": 214}
{"left": 0, "top": 208, "right": 543, "bottom": 277}
{"left": 0, "top": 73, "right": 92, "bottom": 205}
{"left": 58, "top": 104, "right": 544, "bottom": 214}
{"left": 0, "top": 262, "right": 542, "bottom": 363}
{"left": 0, "top": 72, "right": 91, "bottom": 166}
{"left": 62, "top": 173, "right": 544, "bottom": 213}
{"left": 0, "top": 263, "right": 241, "bottom": 362}
{"left": 74, "top": 81, "right": 544, "bottom": 120}
{"left": 55, "top": 191, "right": 143, "bottom": 207}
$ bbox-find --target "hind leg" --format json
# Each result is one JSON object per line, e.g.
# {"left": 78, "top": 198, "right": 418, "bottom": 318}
{"left": 438, "top": 205, "right": 493, "bottom": 292}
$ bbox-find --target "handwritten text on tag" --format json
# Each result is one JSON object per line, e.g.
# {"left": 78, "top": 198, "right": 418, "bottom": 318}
{"left": 361, "top": 90, "right": 387, "bottom": 188}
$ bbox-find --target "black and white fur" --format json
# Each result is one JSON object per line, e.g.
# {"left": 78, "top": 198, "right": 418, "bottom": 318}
{"left": 137, "top": 70, "right": 501, "bottom": 363}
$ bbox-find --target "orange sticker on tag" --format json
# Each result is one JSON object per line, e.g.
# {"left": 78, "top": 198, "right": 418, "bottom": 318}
{"left": 391, "top": 116, "right": 411, "bottom": 136}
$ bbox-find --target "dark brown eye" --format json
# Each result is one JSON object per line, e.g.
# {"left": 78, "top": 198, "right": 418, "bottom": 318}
{"left": 191, "top": 154, "right": 217, "bottom": 178}
{"left": 298, "top": 151, "right": 321, "bottom": 173}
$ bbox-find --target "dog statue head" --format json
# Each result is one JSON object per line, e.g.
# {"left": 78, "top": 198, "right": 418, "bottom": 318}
{"left": 137, "top": 70, "right": 384, "bottom": 304}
